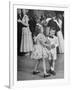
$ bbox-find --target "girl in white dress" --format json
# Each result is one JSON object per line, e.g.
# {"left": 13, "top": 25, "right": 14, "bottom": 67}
{"left": 20, "top": 10, "right": 33, "bottom": 55}
{"left": 31, "top": 22, "right": 51, "bottom": 77}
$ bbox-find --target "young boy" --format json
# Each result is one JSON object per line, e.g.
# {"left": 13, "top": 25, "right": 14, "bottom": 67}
{"left": 46, "top": 26, "right": 59, "bottom": 75}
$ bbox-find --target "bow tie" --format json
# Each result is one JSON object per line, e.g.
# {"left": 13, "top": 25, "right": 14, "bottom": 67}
{"left": 49, "top": 36, "right": 54, "bottom": 38}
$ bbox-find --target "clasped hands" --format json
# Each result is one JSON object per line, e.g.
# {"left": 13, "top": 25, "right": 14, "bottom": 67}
{"left": 46, "top": 44, "right": 55, "bottom": 50}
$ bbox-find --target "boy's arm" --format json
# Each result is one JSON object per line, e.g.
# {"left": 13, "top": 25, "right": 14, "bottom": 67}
{"left": 40, "top": 40, "right": 51, "bottom": 50}
{"left": 55, "top": 37, "right": 59, "bottom": 47}
{"left": 51, "top": 37, "right": 59, "bottom": 49}
{"left": 51, "top": 44, "right": 55, "bottom": 49}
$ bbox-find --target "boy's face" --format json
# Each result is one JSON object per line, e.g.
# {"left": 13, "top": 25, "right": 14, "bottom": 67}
{"left": 50, "top": 29, "right": 55, "bottom": 36}
{"left": 45, "top": 27, "right": 50, "bottom": 36}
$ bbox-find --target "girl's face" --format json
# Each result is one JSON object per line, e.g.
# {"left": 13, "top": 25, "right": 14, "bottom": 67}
{"left": 50, "top": 29, "right": 55, "bottom": 36}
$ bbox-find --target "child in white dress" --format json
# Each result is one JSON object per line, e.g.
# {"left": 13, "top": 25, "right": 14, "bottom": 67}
{"left": 46, "top": 26, "right": 59, "bottom": 75}
{"left": 31, "top": 23, "right": 51, "bottom": 78}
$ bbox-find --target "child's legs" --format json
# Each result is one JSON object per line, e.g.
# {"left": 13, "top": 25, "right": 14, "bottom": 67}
{"left": 34, "top": 59, "right": 41, "bottom": 71}
{"left": 42, "top": 57, "right": 47, "bottom": 74}
{"left": 51, "top": 60, "right": 55, "bottom": 71}
{"left": 48, "top": 53, "right": 52, "bottom": 66}
{"left": 51, "top": 52, "right": 56, "bottom": 71}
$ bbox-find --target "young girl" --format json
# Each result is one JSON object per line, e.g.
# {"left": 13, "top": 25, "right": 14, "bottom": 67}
{"left": 31, "top": 21, "right": 51, "bottom": 78}
{"left": 46, "top": 25, "right": 59, "bottom": 75}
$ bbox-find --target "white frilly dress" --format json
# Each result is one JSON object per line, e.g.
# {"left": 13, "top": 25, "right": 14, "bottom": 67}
{"left": 31, "top": 33, "right": 49, "bottom": 60}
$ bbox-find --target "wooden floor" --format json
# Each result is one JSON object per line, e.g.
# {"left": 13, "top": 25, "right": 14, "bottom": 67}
{"left": 17, "top": 54, "right": 64, "bottom": 81}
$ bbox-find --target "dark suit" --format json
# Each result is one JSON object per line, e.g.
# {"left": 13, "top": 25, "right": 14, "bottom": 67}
{"left": 62, "top": 17, "right": 64, "bottom": 38}
{"left": 28, "top": 18, "right": 36, "bottom": 38}
{"left": 17, "top": 21, "right": 27, "bottom": 55}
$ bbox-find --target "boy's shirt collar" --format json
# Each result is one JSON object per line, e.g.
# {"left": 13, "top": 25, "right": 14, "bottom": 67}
{"left": 46, "top": 35, "right": 54, "bottom": 38}
{"left": 49, "top": 35, "right": 54, "bottom": 38}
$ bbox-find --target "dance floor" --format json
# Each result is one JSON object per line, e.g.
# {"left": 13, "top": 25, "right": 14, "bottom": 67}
{"left": 17, "top": 54, "right": 64, "bottom": 80}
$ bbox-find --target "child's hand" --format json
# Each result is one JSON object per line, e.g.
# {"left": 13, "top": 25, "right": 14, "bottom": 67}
{"left": 46, "top": 46, "right": 51, "bottom": 50}
{"left": 51, "top": 44, "right": 55, "bottom": 49}
{"left": 33, "top": 36, "right": 36, "bottom": 42}
{"left": 17, "top": 19, "right": 22, "bottom": 23}
{"left": 46, "top": 39, "right": 51, "bottom": 44}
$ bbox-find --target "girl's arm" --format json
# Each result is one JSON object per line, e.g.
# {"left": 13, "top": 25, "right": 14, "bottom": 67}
{"left": 40, "top": 40, "right": 51, "bottom": 50}
{"left": 33, "top": 36, "right": 37, "bottom": 42}
{"left": 38, "top": 34, "right": 51, "bottom": 50}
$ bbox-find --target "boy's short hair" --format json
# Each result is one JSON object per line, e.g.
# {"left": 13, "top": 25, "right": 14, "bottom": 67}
{"left": 48, "top": 19, "right": 60, "bottom": 32}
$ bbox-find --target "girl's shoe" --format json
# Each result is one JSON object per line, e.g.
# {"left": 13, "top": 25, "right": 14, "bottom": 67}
{"left": 32, "top": 71, "right": 40, "bottom": 75}
{"left": 44, "top": 73, "right": 51, "bottom": 78}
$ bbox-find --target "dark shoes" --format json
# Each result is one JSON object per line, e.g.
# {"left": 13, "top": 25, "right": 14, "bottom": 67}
{"left": 44, "top": 73, "right": 51, "bottom": 78}
{"left": 47, "top": 69, "right": 56, "bottom": 76}
{"left": 32, "top": 71, "right": 40, "bottom": 75}
{"left": 33, "top": 71, "right": 51, "bottom": 78}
